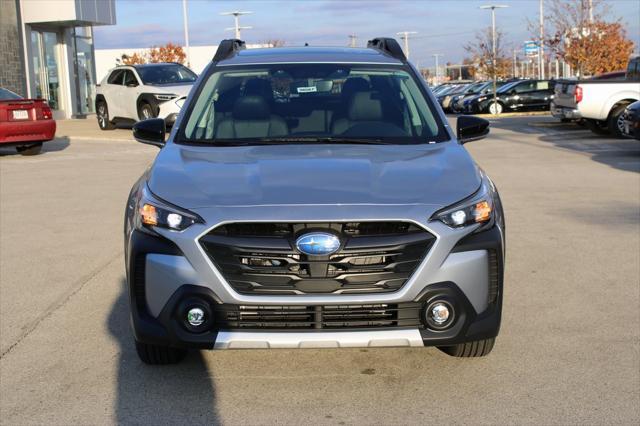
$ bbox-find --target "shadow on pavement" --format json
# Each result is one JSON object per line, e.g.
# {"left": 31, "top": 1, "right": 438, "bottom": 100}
{"left": 0, "top": 136, "right": 70, "bottom": 156}
{"left": 491, "top": 117, "right": 640, "bottom": 173}
{"left": 108, "top": 279, "right": 220, "bottom": 424}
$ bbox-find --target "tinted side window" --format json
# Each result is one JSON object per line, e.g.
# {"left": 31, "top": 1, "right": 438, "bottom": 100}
{"left": 536, "top": 81, "right": 550, "bottom": 90}
{"left": 123, "top": 70, "right": 138, "bottom": 87}
{"left": 108, "top": 70, "right": 124, "bottom": 85}
{"left": 514, "top": 81, "right": 536, "bottom": 93}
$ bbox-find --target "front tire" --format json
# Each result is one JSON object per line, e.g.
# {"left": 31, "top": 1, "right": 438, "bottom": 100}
{"left": 488, "top": 102, "right": 503, "bottom": 115}
{"left": 97, "top": 101, "right": 115, "bottom": 130}
{"left": 138, "top": 102, "right": 155, "bottom": 120}
{"left": 438, "top": 337, "right": 495, "bottom": 357}
{"left": 135, "top": 340, "right": 187, "bottom": 365}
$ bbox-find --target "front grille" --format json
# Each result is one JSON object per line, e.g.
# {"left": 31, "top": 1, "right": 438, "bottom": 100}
{"left": 200, "top": 222, "right": 435, "bottom": 295}
{"left": 215, "top": 303, "right": 423, "bottom": 329}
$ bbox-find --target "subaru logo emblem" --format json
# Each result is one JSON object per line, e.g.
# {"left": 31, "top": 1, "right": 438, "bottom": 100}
{"left": 295, "top": 232, "right": 341, "bottom": 256}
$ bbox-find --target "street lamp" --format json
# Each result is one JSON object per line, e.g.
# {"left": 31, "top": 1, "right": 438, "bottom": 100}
{"left": 432, "top": 54, "right": 443, "bottom": 85}
{"left": 182, "top": 0, "right": 190, "bottom": 66}
{"left": 396, "top": 31, "right": 417, "bottom": 59}
{"left": 221, "top": 11, "right": 253, "bottom": 39}
{"left": 480, "top": 4, "right": 509, "bottom": 115}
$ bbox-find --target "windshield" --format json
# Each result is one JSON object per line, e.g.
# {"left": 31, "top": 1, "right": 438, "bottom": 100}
{"left": 181, "top": 64, "right": 448, "bottom": 145}
{"left": 468, "top": 82, "right": 488, "bottom": 94}
{"left": 136, "top": 64, "right": 197, "bottom": 85}
{"left": 0, "top": 88, "right": 22, "bottom": 100}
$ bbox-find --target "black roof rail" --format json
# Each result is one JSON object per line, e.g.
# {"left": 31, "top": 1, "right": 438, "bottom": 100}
{"left": 213, "top": 39, "right": 246, "bottom": 62}
{"left": 367, "top": 37, "right": 406, "bottom": 62}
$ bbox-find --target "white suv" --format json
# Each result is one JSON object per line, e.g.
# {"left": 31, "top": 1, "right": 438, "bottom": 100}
{"left": 95, "top": 63, "right": 196, "bottom": 130}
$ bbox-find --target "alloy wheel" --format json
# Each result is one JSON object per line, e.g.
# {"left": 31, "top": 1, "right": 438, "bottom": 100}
{"left": 489, "top": 102, "right": 502, "bottom": 115}
{"left": 98, "top": 105, "right": 107, "bottom": 128}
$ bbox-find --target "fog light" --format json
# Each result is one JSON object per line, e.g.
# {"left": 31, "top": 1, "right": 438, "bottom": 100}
{"left": 425, "top": 300, "right": 455, "bottom": 330}
{"left": 431, "top": 303, "right": 450, "bottom": 324}
{"left": 187, "top": 307, "right": 205, "bottom": 326}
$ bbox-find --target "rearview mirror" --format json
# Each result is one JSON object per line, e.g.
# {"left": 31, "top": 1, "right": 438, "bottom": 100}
{"left": 133, "top": 118, "right": 165, "bottom": 148}
{"left": 457, "top": 115, "right": 490, "bottom": 144}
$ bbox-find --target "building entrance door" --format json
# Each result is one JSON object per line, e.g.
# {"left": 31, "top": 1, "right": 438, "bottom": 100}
{"left": 30, "top": 30, "right": 62, "bottom": 111}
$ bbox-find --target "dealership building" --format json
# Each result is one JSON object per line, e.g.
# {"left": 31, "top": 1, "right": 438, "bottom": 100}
{"left": 0, "top": 0, "right": 116, "bottom": 119}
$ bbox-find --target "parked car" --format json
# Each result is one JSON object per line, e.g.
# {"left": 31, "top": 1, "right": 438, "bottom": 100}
{"left": 95, "top": 62, "right": 196, "bottom": 130}
{"left": 448, "top": 82, "right": 484, "bottom": 112}
{"left": 449, "top": 81, "right": 486, "bottom": 113}
{"left": 458, "top": 81, "right": 512, "bottom": 113}
{"left": 434, "top": 84, "right": 462, "bottom": 103}
{"left": 0, "top": 87, "right": 56, "bottom": 155}
{"left": 551, "top": 71, "right": 625, "bottom": 123}
{"left": 125, "top": 38, "right": 505, "bottom": 364}
{"left": 552, "top": 56, "right": 640, "bottom": 136}
{"left": 440, "top": 84, "right": 475, "bottom": 112}
{"left": 621, "top": 100, "right": 640, "bottom": 140}
{"left": 462, "top": 80, "right": 552, "bottom": 114}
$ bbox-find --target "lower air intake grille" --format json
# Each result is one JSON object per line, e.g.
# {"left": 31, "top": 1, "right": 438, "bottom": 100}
{"left": 215, "top": 303, "right": 423, "bottom": 330}
{"left": 200, "top": 222, "right": 435, "bottom": 295}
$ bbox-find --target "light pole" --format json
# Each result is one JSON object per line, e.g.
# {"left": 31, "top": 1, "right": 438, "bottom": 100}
{"left": 182, "top": 0, "right": 190, "bottom": 66}
{"left": 480, "top": 4, "right": 508, "bottom": 115}
{"left": 396, "top": 31, "right": 417, "bottom": 59}
{"left": 221, "top": 11, "right": 253, "bottom": 39}
{"left": 432, "top": 54, "right": 442, "bottom": 85}
{"left": 539, "top": 0, "right": 545, "bottom": 79}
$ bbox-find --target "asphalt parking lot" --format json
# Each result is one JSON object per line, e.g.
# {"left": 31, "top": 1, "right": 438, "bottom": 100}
{"left": 1, "top": 115, "right": 639, "bottom": 425}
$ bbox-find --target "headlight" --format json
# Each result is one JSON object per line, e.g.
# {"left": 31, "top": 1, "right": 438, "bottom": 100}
{"left": 476, "top": 96, "right": 487, "bottom": 102}
{"left": 154, "top": 93, "right": 178, "bottom": 101}
{"left": 134, "top": 185, "right": 201, "bottom": 232}
{"left": 175, "top": 97, "right": 186, "bottom": 109}
{"left": 432, "top": 180, "right": 493, "bottom": 228}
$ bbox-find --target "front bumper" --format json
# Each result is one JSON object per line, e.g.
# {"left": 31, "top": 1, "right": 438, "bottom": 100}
{"left": 126, "top": 210, "right": 505, "bottom": 350}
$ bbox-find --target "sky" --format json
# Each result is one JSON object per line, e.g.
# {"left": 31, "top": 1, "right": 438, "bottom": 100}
{"left": 94, "top": 0, "right": 640, "bottom": 67}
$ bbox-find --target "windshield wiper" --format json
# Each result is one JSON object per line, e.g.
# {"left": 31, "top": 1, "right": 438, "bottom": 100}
{"left": 258, "top": 137, "right": 396, "bottom": 145}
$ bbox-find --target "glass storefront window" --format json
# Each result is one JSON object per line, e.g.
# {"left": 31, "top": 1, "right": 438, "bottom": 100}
{"left": 73, "top": 26, "right": 96, "bottom": 114}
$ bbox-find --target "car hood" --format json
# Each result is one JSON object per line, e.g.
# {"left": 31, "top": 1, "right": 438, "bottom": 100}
{"left": 147, "top": 141, "right": 482, "bottom": 209}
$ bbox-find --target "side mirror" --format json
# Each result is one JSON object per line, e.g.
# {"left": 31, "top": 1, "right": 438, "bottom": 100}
{"left": 133, "top": 118, "right": 165, "bottom": 148}
{"left": 457, "top": 115, "right": 490, "bottom": 144}
{"left": 509, "top": 89, "right": 517, "bottom": 95}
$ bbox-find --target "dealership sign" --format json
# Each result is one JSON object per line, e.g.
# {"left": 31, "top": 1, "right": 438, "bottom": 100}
{"left": 524, "top": 41, "right": 538, "bottom": 57}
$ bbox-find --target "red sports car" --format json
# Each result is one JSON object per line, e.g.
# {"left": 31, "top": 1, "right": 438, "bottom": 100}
{"left": 0, "top": 88, "right": 56, "bottom": 155}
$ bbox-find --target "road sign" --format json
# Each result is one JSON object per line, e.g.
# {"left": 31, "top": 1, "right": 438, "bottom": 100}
{"left": 524, "top": 41, "right": 538, "bottom": 57}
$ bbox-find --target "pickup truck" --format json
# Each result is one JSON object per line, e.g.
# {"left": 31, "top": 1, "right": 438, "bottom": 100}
{"left": 551, "top": 55, "right": 640, "bottom": 137}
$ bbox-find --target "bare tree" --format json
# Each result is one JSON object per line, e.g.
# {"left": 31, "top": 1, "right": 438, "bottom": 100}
{"left": 464, "top": 27, "right": 510, "bottom": 79}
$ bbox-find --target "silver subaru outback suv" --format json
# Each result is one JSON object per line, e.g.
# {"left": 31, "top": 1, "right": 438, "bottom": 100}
{"left": 125, "top": 38, "right": 505, "bottom": 364}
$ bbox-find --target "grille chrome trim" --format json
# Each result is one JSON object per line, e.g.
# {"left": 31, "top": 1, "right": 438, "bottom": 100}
{"left": 200, "top": 221, "right": 435, "bottom": 295}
